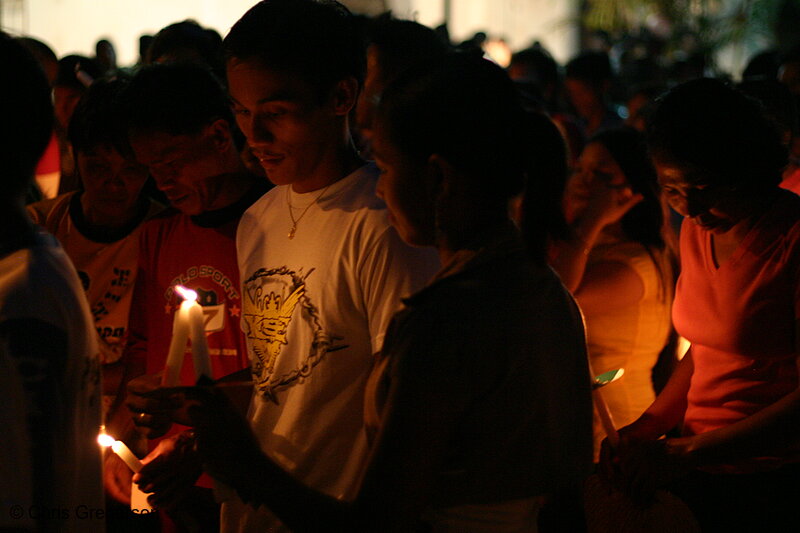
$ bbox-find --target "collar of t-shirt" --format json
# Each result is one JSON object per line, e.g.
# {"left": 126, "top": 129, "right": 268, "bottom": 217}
{"left": 405, "top": 224, "right": 524, "bottom": 306}
{"left": 191, "top": 180, "right": 270, "bottom": 228}
{"left": 69, "top": 191, "right": 152, "bottom": 243}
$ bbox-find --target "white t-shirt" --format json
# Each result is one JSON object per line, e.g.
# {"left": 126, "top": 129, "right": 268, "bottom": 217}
{"left": 227, "top": 164, "right": 439, "bottom": 531}
{"left": 27, "top": 191, "right": 162, "bottom": 367}
{"left": 0, "top": 232, "right": 104, "bottom": 532}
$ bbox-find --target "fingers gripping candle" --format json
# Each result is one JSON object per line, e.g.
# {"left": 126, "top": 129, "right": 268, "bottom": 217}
{"left": 98, "top": 429, "right": 154, "bottom": 513}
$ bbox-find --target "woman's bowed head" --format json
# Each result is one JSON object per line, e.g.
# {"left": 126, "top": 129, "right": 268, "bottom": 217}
{"left": 649, "top": 78, "right": 786, "bottom": 235}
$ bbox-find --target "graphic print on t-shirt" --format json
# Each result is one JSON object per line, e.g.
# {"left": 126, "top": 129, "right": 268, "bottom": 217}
{"left": 163, "top": 265, "right": 242, "bottom": 335}
{"left": 85, "top": 266, "right": 135, "bottom": 365}
{"left": 193, "top": 287, "right": 226, "bottom": 333}
{"left": 242, "top": 266, "right": 347, "bottom": 397}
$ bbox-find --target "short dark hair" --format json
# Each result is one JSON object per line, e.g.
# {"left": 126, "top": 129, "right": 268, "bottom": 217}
{"left": 738, "top": 78, "right": 797, "bottom": 140}
{"left": 16, "top": 36, "right": 57, "bottom": 69}
{"left": 378, "top": 54, "right": 524, "bottom": 199}
{"left": 510, "top": 45, "right": 559, "bottom": 88}
{"left": 95, "top": 39, "right": 114, "bottom": 54}
{"left": 54, "top": 54, "right": 103, "bottom": 90}
{"left": 648, "top": 78, "right": 786, "bottom": 191}
{"left": 147, "top": 20, "right": 224, "bottom": 80}
{"left": 69, "top": 76, "right": 132, "bottom": 157}
{"left": 365, "top": 13, "right": 448, "bottom": 83}
{"left": 743, "top": 49, "right": 780, "bottom": 81}
{"left": 121, "top": 62, "right": 233, "bottom": 137}
{"left": 565, "top": 51, "right": 613, "bottom": 88}
{"left": 0, "top": 31, "right": 53, "bottom": 195}
{"left": 223, "top": 0, "right": 365, "bottom": 96}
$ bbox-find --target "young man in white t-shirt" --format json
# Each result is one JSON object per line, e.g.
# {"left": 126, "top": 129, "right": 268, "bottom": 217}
{"left": 134, "top": 3, "right": 437, "bottom": 528}
{"left": 218, "top": 1, "right": 439, "bottom": 530}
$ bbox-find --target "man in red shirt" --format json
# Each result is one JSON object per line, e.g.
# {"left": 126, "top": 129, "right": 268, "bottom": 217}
{"left": 105, "top": 63, "right": 267, "bottom": 530}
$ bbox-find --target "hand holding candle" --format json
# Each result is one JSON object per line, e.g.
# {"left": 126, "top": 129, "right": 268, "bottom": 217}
{"left": 98, "top": 428, "right": 154, "bottom": 513}
{"left": 591, "top": 367, "right": 624, "bottom": 448}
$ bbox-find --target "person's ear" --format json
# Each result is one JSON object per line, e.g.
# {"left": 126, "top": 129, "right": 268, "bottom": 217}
{"left": 428, "top": 153, "right": 469, "bottom": 242}
{"left": 206, "top": 118, "right": 234, "bottom": 153}
{"left": 332, "top": 77, "right": 359, "bottom": 116}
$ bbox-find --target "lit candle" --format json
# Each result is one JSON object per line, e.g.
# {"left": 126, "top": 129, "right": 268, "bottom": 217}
{"left": 163, "top": 285, "right": 212, "bottom": 386}
{"left": 113, "top": 441, "right": 143, "bottom": 473}
{"left": 163, "top": 286, "right": 192, "bottom": 386}
{"left": 187, "top": 296, "right": 212, "bottom": 381}
{"left": 98, "top": 431, "right": 142, "bottom": 473}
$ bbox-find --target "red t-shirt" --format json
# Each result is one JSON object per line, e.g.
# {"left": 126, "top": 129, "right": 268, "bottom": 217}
{"left": 35, "top": 130, "right": 60, "bottom": 175}
{"left": 126, "top": 206, "right": 252, "bottom": 497}
{"left": 127, "top": 208, "right": 250, "bottom": 383}
{"left": 673, "top": 190, "right": 800, "bottom": 437}
{"left": 123, "top": 183, "right": 267, "bottom": 528}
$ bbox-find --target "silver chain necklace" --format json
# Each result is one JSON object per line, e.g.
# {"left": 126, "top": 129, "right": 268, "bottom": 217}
{"left": 286, "top": 183, "right": 333, "bottom": 239}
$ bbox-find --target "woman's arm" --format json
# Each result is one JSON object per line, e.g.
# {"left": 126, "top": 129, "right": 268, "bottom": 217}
{"left": 143, "top": 385, "right": 350, "bottom": 530}
{"left": 169, "top": 314, "right": 470, "bottom": 532}
{"left": 612, "top": 332, "right": 800, "bottom": 498}
{"left": 670, "top": 380, "right": 800, "bottom": 465}
{"left": 549, "top": 213, "right": 606, "bottom": 293}
{"left": 667, "top": 321, "right": 800, "bottom": 465}
{"left": 550, "top": 183, "right": 643, "bottom": 293}
{"left": 622, "top": 348, "right": 694, "bottom": 442}
{"left": 599, "top": 350, "right": 692, "bottom": 499}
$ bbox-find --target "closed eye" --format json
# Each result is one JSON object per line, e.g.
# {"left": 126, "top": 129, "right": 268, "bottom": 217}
{"left": 231, "top": 102, "right": 250, "bottom": 115}
{"left": 262, "top": 109, "right": 287, "bottom": 119}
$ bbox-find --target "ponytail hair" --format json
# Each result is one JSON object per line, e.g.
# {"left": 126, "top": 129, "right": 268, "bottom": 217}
{"left": 520, "top": 112, "right": 570, "bottom": 265}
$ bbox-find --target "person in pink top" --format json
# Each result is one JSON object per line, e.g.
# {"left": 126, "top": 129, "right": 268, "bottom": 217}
{"left": 601, "top": 78, "right": 800, "bottom": 530}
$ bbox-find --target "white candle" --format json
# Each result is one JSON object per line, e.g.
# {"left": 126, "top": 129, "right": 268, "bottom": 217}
{"left": 112, "top": 440, "right": 143, "bottom": 473}
{"left": 163, "top": 287, "right": 192, "bottom": 386}
{"left": 593, "top": 388, "right": 619, "bottom": 448}
{"left": 163, "top": 285, "right": 212, "bottom": 385}
{"left": 98, "top": 432, "right": 142, "bottom": 473}
{"left": 587, "top": 362, "right": 620, "bottom": 448}
{"left": 187, "top": 299, "right": 212, "bottom": 381}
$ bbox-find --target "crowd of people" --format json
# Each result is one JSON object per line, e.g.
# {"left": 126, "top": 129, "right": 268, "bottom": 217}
{"left": 2, "top": 0, "right": 800, "bottom": 532}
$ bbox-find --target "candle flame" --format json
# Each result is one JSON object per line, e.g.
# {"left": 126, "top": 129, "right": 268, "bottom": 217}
{"left": 97, "top": 433, "right": 115, "bottom": 448}
{"left": 175, "top": 285, "right": 198, "bottom": 302}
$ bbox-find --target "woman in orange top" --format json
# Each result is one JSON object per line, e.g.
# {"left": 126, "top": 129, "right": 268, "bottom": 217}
{"left": 603, "top": 78, "right": 800, "bottom": 531}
